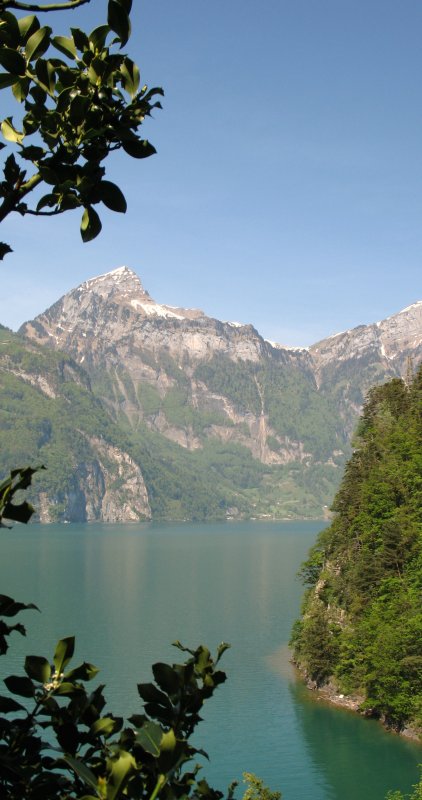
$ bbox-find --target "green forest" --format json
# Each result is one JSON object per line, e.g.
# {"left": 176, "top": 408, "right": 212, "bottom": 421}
{"left": 291, "top": 366, "right": 422, "bottom": 732}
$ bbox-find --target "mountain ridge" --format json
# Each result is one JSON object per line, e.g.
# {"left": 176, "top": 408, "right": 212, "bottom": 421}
{"left": 19, "top": 265, "right": 421, "bottom": 364}
{"left": 3, "top": 267, "right": 420, "bottom": 522}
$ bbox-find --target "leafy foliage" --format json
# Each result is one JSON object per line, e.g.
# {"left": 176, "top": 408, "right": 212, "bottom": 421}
{"left": 0, "top": 630, "right": 232, "bottom": 799}
{"left": 241, "top": 774, "right": 281, "bottom": 800}
{"left": 0, "top": 0, "right": 162, "bottom": 256}
{"left": 292, "top": 367, "right": 422, "bottom": 730}
{"left": 387, "top": 769, "right": 422, "bottom": 800}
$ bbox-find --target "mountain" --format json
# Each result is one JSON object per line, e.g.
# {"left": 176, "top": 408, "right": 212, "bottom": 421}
{"left": 0, "top": 326, "right": 150, "bottom": 523}
{"left": 6, "top": 266, "right": 421, "bottom": 521}
{"left": 310, "top": 301, "right": 422, "bottom": 436}
{"left": 290, "top": 367, "right": 422, "bottom": 736}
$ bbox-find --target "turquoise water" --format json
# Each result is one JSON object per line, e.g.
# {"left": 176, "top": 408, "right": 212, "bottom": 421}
{"left": 0, "top": 521, "right": 420, "bottom": 798}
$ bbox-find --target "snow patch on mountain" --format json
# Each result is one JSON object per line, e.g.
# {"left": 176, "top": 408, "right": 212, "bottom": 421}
{"left": 129, "top": 299, "right": 186, "bottom": 319}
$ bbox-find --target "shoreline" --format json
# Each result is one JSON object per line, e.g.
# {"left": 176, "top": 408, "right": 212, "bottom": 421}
{"left": 267, "top": 644, "right": 422, "bottom": 744}
{"left": 300, "top": 669, "right": 422, "bottom": 744}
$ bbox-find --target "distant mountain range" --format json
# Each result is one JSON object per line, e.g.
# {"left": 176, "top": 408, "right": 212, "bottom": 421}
{"left": 1, "top": 266, "right": 420, "bottom": 522}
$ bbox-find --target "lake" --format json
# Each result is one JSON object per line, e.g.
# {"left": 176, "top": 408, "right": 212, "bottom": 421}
{"left": 0, "top": 520, "right": 420, "bottom": 799}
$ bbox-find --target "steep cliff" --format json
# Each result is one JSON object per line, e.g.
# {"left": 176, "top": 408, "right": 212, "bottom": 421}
{"left": 0, "top": 327, "right": 151, "bottom": 522}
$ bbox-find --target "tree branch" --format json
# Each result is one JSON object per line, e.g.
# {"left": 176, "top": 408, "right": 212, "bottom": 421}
{"left": 0, "top": 0, "right": 91, "bottom": 12}
{"left": 0, "top": 172, "right": 42, "bottom": 223}
{"left": 26, "top": 207, "right": 65, "bottom": 216}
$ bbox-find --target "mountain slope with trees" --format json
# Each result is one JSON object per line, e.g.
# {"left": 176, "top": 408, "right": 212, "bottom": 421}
{"left": 291, "top": 366, "right": 422, "bottom": 734}
{"left": 12, "top": 266, "right": 422, "bottom": 522}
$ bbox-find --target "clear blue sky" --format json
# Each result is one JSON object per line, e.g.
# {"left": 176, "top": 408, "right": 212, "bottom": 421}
{"left": 2, "top": 0, "right": 422, "bottom": 345}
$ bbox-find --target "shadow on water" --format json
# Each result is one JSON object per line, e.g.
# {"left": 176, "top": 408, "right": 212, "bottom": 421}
{"left": 286, "top": 674, "right": 421, "bottom": 800}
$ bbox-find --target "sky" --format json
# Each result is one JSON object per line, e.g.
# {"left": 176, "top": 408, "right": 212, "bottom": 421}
{"left": 2, "top": 0, "right": 422, "bottom": 346}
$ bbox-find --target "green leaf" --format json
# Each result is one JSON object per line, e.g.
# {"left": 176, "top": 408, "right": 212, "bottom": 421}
{"left": 153, "top": 662, "right": 180, "bottom": 694}
{"left": 12, "top": 78, "right": 30, "bottom": 103}
{"left": 76, "top": 796, "right": 98, "bottom": 800}
{"left": 135, "top": 721, "right": 163, "bottom": 757}
{"left": 59, "top": 193, "right": 81, "bottom": 211}
{"left": 18, "top": 15, "right": 40, "bottom": 44}
{"left": 35, "top": 58, "right": 56, "bottom": 94}
{"left": 69, "top": 93, "right": 89, "bottom": 124}
{"left": 91, "top": 717, "right": 117, "bottom": 736}
{"left": 52, "top": 35, "right": 77, "bottom": 60}
{"left": 0, "top": 242, "right": 12, "bottom": 260}
{"left": 4, "top": 675, "right": 35, "bottom": 698}
{"left": 0, "top": 11, "right": 21, "bottom": 48}
{"left": 99, "top": 180, "right": 127, "bottom": 212}
{"left": 89, "top": 25, "right": 110, "bottom": 52}
{"left": 3, "top": 498, "right": 34, "bottom": 523}
{"left": 20, "top": 144, "right": 45, "bottom": 161}
{"left": 195, "top": 645, "right": 211, "bottom": 672}
{"left": 81, "top": 206, "right": 102, "bottom": 242}
{"left": 0, "top": 47, "right": 26, "bottom": 76}
{"left": 64, "top": 756, "right": 99, "bottom": 791}
{"left": 108, "top": 1, "right": 131, "bottom": 46}
{"left": 216, "top": 642, "right": 231, "bottom": 663}
{"left": 1, "top": 117, "right": 24, "bottom": 144}
{"left": 122, "top": 139, "right": 156, "bottom": 159}
{"left": 70, "top": 27, "right": 89, "bottom": 52}
{"left": 160, "top": 728, "right": 177, "bottom": 752}
{"left": 38, "top": 164, "right": 59, "bottom": 185}
{"left": 53, "top": 636, "right": 75, "bottom": 674}
{"left": 25, "top": 26, "right": 51, "bottom": 62}
{"left": 25, "top": 655, "right": 51, "bottom": 683}
{"left": 54, "top": 681, "right": 81, "bottom": 695}
{"left": 107, "top": 750, "right": 136, "bottom": 800}
{"left": 120, "top": 57, "right": 140, "bottom": 99}
{"left": 64, "top": 661, "right": 99, "bottom": 682}
{"left": 0, "top": 695, "right": 25, "bottom": 713}
{"left": 0, "top": 73, "right": 15, "bottom": 90}
{"left": 0, "top": 594, "right": 38, "bottom": 617}
{"left": 115, "top": 0, "right": 132, "bottom": 12}
{"left": 36, "top": 193, "right": 57, "bottom": 211}
{"left": 137, "top": 682, "right": 171, "bottom": 706}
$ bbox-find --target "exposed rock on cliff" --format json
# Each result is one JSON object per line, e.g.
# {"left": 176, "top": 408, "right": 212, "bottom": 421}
{"left": 8, "top": 268, "right": 422, "bottom": 521}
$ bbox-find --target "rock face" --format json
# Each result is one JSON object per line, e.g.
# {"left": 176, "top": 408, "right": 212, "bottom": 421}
{"left": 309, "top": 301, "right": 422, "bottom": 436}
{"left": 0, "top": 326, "right": 151, "bottom": 523}
{"left": 22, "top": 266, "right": 305, "bottom": 369}
{"left": 49, "top": 435, "right": 151, "bottom": 524}
{"left": 14, "top": 267, "right": 422, "bottom": 521}
{"left": 21, "top": 267, "right": 320, "bottom": 463}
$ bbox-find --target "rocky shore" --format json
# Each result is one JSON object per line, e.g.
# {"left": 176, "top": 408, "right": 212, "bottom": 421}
{"left": 303, "top": 675, "right": 422, "bottom": 743}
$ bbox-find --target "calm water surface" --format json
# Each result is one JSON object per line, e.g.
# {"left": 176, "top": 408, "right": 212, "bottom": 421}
{"left": 0, "top": 521, "right": 420, "bottom": 799}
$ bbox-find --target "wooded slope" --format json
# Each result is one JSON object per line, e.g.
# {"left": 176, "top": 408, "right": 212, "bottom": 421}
{"left": 291, "top": 366, "right": 422, "bottom": 730}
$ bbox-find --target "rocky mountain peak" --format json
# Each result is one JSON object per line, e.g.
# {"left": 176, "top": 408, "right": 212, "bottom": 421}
{"left": 78, "top": 265, "right": 149, "bottom": 301}
{"left": 309, "top": 299, "right": 422, "bottom": 371}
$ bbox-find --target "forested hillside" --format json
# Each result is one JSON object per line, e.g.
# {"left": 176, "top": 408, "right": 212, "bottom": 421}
{"left": 291, "top": 366, "right": 422, "bottom": 733}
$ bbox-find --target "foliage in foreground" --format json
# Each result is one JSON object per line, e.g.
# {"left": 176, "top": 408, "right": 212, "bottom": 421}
{"left": 0, "top": 0, "right": 162, "bottom": 257}
{"left": 291, "top": 366, "right": 422, "bottom": 730}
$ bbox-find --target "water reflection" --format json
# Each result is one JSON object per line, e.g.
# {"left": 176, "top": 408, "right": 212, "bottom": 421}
{"left": 287, "top": 674, "right": 420, "bottom": 800}
{"left": 0, "top": 521, "right": 419, "bottom": 800}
